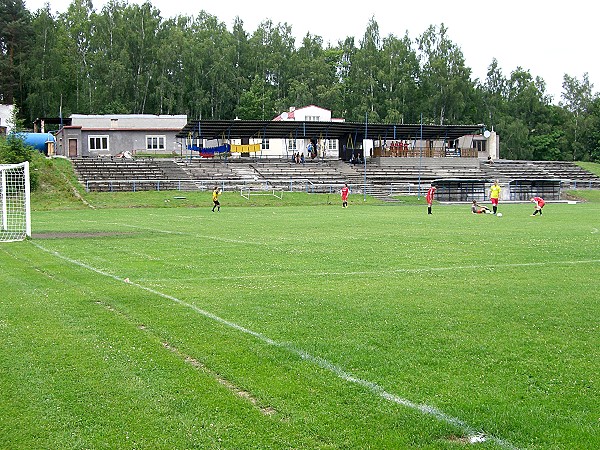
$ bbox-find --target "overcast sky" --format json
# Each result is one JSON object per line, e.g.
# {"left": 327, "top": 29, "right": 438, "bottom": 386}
{"left": 24, "top": 0, "right": 598, "bottom": 104}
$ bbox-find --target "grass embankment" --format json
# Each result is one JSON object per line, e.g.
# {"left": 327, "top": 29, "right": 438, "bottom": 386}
{"left": 575, "top": 161, "right": 600, "bottom": 176}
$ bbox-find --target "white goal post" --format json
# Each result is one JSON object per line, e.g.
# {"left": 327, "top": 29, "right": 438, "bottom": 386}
{"left": 240, "top": 187, "right": 283, "bottom": 200}
{"left": 0, "top": 161, "right": 32, "bottom": 242}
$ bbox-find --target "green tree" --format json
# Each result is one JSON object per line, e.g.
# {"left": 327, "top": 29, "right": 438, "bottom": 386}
{"left": 0, "top": 107, "right": 35, "bottom": 163}
{"left": 246, "top": 20, "right": 295, "bottom": 119}
{"left": 335, "top": 36, "right": 357, "bottom": 120}
{"left": 478, "top": 58, "right": 507, "bottom": 130}
{"left": 230, "top": 17, "right": 252, "bottom": 117}
{"left": 236, "top": 74, "right": 277, "bottom": 120}
{"left": 380, "top": 32, "right": 420, "bottom": 124}
{"left": 288, "top": 33, "right": 340, "bottom": 112}
{"left": 561, "top": 73, "right": 596, "bottom": 161}
{"left": 60, "top": 0, "right": 96, "bottom": 112}
{"left": 587, "top": 97, "right": 600, "bottom": 162}
{"left": 417, "top": 24, "right": 475, "bottom": 125}
{"left": 23, "top": 5, "right": 71, "bottom": 120}
{"left": 0, "top": 0, "right": 33, "bottom": 106}
{"left": 500, "top": 68, "right": 554, "bottom": 159}
{"left": 350, "top": 17, "right": 384, "bottom": 122}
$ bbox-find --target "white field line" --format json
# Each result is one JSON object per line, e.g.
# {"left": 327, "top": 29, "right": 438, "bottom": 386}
{"left": 106, "top": 223, "right": 600, "bottom": 278}
{"left": 30, "top": 240, "right": 520, "bottom": 449}
{"left": 159, "top": 259, "right": 600, "bottom": 283}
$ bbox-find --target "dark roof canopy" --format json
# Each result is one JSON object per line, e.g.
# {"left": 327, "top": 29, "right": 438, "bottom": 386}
{"left": 177, "top": 120, "right": 484, "bottom": 142}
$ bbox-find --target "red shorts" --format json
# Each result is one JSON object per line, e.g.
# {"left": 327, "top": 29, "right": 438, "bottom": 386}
{"left": 491, "top": 198, "right": 499, "bottom": 206}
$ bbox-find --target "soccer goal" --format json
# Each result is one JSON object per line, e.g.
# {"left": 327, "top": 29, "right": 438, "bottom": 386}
{"left": 1, "top": 161, "right": 31, "bottom": 242}
{"left": 240, "top": 187, "right": 283, "bottom": 200}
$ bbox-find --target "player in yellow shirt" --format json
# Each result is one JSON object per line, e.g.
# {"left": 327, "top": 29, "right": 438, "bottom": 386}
{"left": 489, "top": 180, "right": 501, "bottom": 215}
{"left": 212, "top": 186, "right": 221, "bottom": 212}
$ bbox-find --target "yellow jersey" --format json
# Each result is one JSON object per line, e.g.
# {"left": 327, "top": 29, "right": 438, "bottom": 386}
{"left": 490, "top": 184, "right": 501, "bottom": 199}
{"left": 212, "top": 190, "right": 220, "bottom": 201}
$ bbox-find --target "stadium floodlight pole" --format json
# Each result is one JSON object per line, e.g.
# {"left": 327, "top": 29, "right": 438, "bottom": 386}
{"left": 364, "top": 112, "right": 367, "bottom": 202}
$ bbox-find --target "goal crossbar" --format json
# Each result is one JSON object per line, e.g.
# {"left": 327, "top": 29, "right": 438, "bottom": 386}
{"left": 1, "top": 161, "right": 31, "bottom": 242}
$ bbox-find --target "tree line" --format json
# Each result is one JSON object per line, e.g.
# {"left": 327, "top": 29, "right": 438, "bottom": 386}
{"left": 1, "top": 0, "right": 599, "bottom": 161}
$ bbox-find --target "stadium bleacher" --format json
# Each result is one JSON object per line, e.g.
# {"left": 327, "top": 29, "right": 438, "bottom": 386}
{"left": 70, "top": 156, "right": 600, "bottom": 198}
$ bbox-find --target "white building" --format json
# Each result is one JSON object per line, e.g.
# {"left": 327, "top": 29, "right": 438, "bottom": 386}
{"left": 226, "top": 105, "right": 343, "bottom": 159}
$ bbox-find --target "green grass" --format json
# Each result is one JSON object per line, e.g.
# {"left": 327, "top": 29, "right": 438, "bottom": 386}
{"left": 2, "top": 199, "right": 599, "bottom": 449}
{"left": 575, "top": 161, "right": 600, "bottom": 177}
{"left": 567, "top": 189, "right": 600, "bottom": 202}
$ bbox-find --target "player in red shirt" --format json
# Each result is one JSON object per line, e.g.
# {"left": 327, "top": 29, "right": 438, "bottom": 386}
{"left": 341, "top": 183, "right": 349, "bottom": 208}
{"left": 530, "top": 197, "right": 545, "bottom": 216}
{"left": 426, "top": 185, "right": 437, "bottom": 215}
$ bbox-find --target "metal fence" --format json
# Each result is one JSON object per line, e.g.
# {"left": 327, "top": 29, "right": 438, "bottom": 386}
{"left": 84, "top": 178, "right": 361, "bottom": 194}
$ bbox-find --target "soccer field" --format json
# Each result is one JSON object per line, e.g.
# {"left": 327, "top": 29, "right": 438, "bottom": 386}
{"left": 1, "top": 201, "right": 599, "bottom": 449}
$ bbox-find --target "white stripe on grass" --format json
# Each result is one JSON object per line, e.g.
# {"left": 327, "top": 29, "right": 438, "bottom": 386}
{"left": 321, "top": 258, "right": 600, "bottom": 278}
{"left": 156, "top": 259, "right": 600, "bottom": 283}
{"left": 32, "top": 240, "right": 519, "bottom": 449}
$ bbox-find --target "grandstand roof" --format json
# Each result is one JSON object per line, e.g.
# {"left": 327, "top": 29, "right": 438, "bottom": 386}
{"left": 177, "top": 120, "right": 484, "bottom": 141}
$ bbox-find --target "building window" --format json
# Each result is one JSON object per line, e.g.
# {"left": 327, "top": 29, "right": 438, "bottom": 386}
{"left": 305, "top": 115, "right": 320, "bottom": 122}
{"left": 146, "top": 135, "right": 166, "bottom": 150}
{"left": 326, "top": 139, "right": 337, "bottom": 151}
{"left": 89, "top": 135, "right": 109, "bottom": 151}
{"left": 473, "top": 139, "right": 486, "bottom": 152}
{"left": 288, "top": 139, "right": 297, "bottom": 151}
{"left": 261, "top": 138, "right": 270, "bottom": 150}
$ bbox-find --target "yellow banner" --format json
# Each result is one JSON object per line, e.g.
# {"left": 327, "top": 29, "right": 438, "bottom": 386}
{"left": 231, "top": 143, "right": 261, "bottom": 153}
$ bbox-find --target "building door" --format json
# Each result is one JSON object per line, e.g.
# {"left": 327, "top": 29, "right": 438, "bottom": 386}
{"left": 68, "top": 139, "right": 78, "bottom": 157}
{"left": 241, "top": 137, "right": 250, "bottom": 157}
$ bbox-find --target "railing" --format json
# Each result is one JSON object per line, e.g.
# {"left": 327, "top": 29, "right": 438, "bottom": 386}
{"left": 83, "top": 177, "right": 600, "bottom": 197}
{"left": 568, "top": 179, "right": 600, "bottom": 189}
{"left": 373, "top": 146, "right": 479, "bottom": 158}
{"left": 83, "top": 178, "right": 357, "bottom": 194}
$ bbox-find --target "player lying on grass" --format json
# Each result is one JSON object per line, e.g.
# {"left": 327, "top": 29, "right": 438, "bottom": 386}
{"left": 471, "top": 200, "right": 491, "bottom": 214}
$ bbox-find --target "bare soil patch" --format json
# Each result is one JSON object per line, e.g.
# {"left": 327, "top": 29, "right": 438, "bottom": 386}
{"left": 32, "top": 232, "right": 131, "bottom": 239}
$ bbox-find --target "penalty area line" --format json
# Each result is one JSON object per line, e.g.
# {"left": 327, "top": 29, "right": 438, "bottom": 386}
{"left": 30, "top": 240, "right": 519, "bottom": 450}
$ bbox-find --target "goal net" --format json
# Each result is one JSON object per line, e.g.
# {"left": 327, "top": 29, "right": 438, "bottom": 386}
{"left": 1, "top": 161, "right": 31, "bottom": 242}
